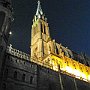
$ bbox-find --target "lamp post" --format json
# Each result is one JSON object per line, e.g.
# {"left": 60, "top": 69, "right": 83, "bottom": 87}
{"left": 58, "top": 64, "right": 64, "bottom": 90}
{"left": 73, "top": 78, "right": 78, "bottom": 90}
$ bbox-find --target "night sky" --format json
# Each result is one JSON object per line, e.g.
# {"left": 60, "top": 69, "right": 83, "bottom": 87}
{"left": 9, "top": 0, "right": 90, "bottom": 56}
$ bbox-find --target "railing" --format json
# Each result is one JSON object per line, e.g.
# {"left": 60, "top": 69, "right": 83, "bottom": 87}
{"left": 6, "top": 44, "right": 30, "bottom": 60}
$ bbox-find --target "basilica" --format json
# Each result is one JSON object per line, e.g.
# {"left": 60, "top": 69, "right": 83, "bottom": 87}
{"left": 0, "top": 0, "right": 90, "bottom": 90}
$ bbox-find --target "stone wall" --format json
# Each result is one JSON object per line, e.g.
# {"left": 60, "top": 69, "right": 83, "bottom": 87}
{"left": 1, "top": 53, "right": 90, "bottom": 90}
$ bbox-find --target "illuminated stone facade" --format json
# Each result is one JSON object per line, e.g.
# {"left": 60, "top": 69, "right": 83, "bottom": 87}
{"left": 0, "top": 0, "right": 90, "bottom": 90}
{"left": 31, "top": 1, "right": 90, "bottom": 83}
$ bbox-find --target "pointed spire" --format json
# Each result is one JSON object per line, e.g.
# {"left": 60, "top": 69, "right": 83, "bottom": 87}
{"left": 36, "top": 0, "right": 43, "bottom": 18}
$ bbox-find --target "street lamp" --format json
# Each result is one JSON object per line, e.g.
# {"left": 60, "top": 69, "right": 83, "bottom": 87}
{"left": 9, "top": 31, "right": 12, "bottom": 35}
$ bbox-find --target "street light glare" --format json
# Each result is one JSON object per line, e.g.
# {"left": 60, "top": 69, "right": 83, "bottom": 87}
{"left": 9, "top": 31, "right": 12, "bottom": 35}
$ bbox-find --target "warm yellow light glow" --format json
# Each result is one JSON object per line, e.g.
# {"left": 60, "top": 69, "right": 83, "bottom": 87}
{"left": 88, "top": 75, "right": 90, "bottom": 81}
{"left": 65, "top": 66, "right": 73, "bottom": 74}
{"left": 81, "top": 73, "right": 87, "bottom": 80}
{"left": 38, "top": 53, "right": 90, "bottom": 83}
{"left": 73, "top": 69, "right": 80, "bottom": 77}
{"left": 53, "top": 66, "right": 58, "bottom": 71}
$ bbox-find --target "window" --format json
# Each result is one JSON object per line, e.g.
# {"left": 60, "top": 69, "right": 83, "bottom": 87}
{"left": 24, "top": 61, "right": 25, "bottom": 65}
{"left": 22, "top": 74, "right": 25, "bottom": 82}
{"left": 2, "top": 83, "right": 6, "bottom": 90}
{"left": 4, "top": 69, "right": 8, "bottom": 79}
{"left": 86, "top": 61, "right": 89, "bottom": 67}
{"left": 49, "top": 45, "right": 51, "bottom": 51}
{"left": 0, "top": 46, "right": 3, "bottom": 57}
{"left": 15, "top": 59, "right": 17, "bottom": 63}
{"left": 48, "top": 83, "right": 52, "bottom": 90}
{"left": 68, "top": 52, "right": 72, "bottom": 58}
{"left": 14, "top": 71, "right": 17, "bottom": 79}
{"left": 33, "top": 27, "right": 35, "bottom": 36}
{"left": 30, "top": 76, "right": 33, "bottom": 84}
{"left": 7, "top": 55, "right": 10, "bottom": 60}
{"left": 0, "top": 46, "right": 3, "bottom": 52}
{"left": 44, "top": 25, "right": 46, "bottom": 34}
{"left": 47, "top": 70, "right": 49, "bottom": 73}
{"left": 40, "top": 23, "right": 43, "bottom": 33}
{"left": 56, "top": 46, "right": 59, "bottom": 54}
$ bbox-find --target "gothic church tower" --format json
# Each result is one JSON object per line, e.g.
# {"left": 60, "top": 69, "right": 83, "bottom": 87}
{"left": 31, "top": 0, "right": 51, "bottom": 63}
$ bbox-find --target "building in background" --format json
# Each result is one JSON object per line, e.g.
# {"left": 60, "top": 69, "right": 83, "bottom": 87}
{"left": 0, "top": 0, "right": 90, "bottom": 90}
{"left": 0, "top": 0, "right": 13, "bottom": 88}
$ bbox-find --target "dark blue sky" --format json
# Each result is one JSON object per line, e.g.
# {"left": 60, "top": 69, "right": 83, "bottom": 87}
{"left": 10, "top": 0, "right": 90, "bottom": 56}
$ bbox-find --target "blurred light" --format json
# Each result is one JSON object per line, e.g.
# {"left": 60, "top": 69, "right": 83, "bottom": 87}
{"left": 74, "top": 69, "right": 80, "bottom": 77}
{"left": 88, "top": 75, "right": 90, "bottom": 81}
{"left": 47, "top": 54, "right": 90, "bottom": 83}
{"left": 66, "top": 66, "right": 73, "bottom": 74}
{"left": 81, "top": 73, "right": 87, "bottom": 80}
{"left": 9, "top": 31, "right": 12, "bottom": 35}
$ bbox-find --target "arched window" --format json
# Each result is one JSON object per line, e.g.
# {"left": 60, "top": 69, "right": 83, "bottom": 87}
{"left": 2, "top": 83, "right": 6, "bottom": 90}
{"left": 56, "top": 46, "right": 59, "bottom": 54}
{"left": 62, "top": 49, "right": 67, "bottom": 56}
{"left": 49, "top": 45, "right": 51, "bottom": 51}
{"left": 30, "top": 76, "right": 33, "bottom": 84}
{"left": 22, "top": 74, "right": 25, "bottom": 82}
{"left": 0, "top": 46, "right": 3, "bottom": 57}
{"left": 68, "top": 52, "right": 72, "bottom": 58}
{"left": 40, "top": 23, "right": 43, "bottom": 33}
{"left": 48, "top": 83, "right": 53, "bottom": 90}
{"left": 86, "top": 61, "right": 89, "bottom": 67}
{"left": 44, "top": 25, "right": 46, "bottom": 34}
{"left": 14, "top": 71, "right": 17, "bottom": 79}
{"left": 4, "top": 69, "right": 8, "bottom": 79}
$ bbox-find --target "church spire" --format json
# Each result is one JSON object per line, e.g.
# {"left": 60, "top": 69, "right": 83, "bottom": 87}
{"left": 35, "top": 0, "right": 44, "bottom": 18}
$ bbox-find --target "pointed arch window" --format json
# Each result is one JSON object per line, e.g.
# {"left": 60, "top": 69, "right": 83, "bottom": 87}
{"left": 2, "top": 83, "right": 6, "bottom": 90}
{"left": 86, "top": 61, "right": 89, "bottom": 67}
{"left": 40, "top": 23, "right": 43, "bottom": 33}
{"left": 33, "top": 27, "right": 36, "bottom": 36}
{"left": 44, "top": 25, "right": 46, "bottom": 34}
{"left": 4, "top": 69, "right": 8, "bottom": 79}
{"left": 22, "top": 74, "right": 25, "bottom": 82}
{"left": 48, "top": 83, "right": 53, "bottom": 90}
{"left": 0, "top": 46, "right": 3, "bottom": 57}
{"left": 56, "top": 46, "right": 59, "bottom": 54}
{"left": 30, "top": 76, "right": 33, "bottom": 84}
{"left": 14, "top": 71, "right": 17, "bottom": 79}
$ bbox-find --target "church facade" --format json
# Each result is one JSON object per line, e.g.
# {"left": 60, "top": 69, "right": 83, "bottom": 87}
{"left": 0, "top": 0, "right": 90, "bottom": 90}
